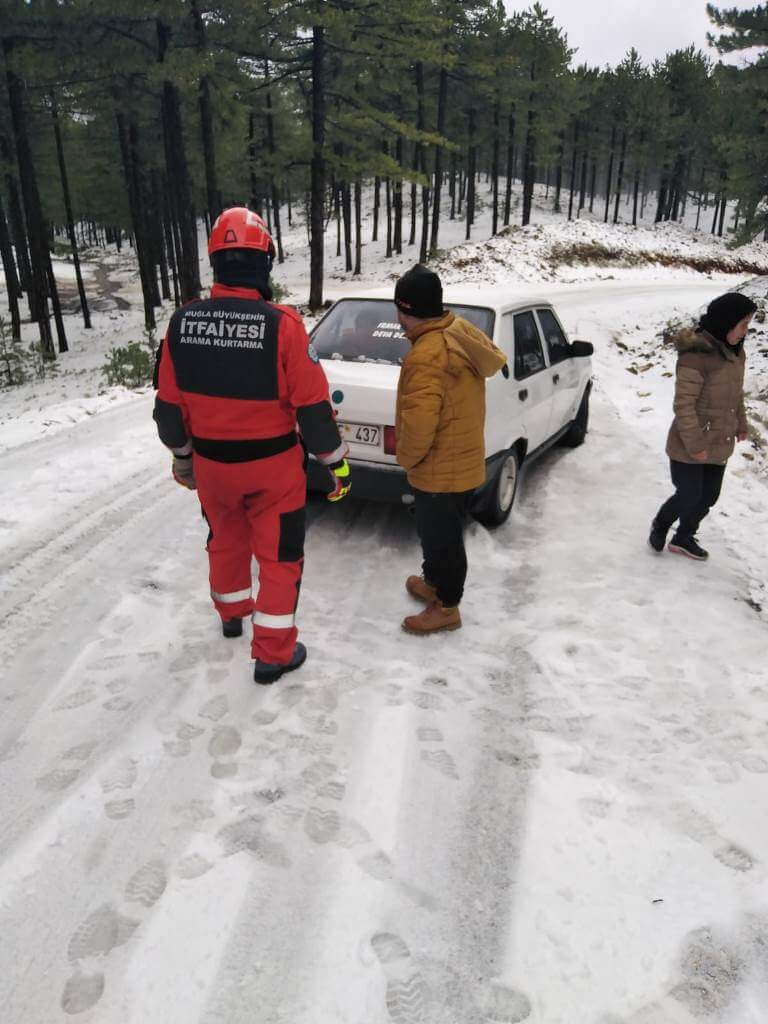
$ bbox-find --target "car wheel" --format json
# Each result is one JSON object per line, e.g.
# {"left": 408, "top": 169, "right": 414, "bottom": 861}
{"left": 560, "top": 387, "right": 590, "bottom": 448}
{"left": 474, "top": 449, "right": 519, "bottom": 527}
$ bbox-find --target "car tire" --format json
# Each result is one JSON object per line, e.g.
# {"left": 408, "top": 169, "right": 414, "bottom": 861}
{"left": 474, "top": 449, "right": 519, "bottom": 527}
{"left": 560, "top": 387, "right": 590, "bottom": 448}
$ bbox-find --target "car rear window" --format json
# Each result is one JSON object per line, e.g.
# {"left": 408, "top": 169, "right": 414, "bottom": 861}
{"left": 311, "top": 299, "right": 495, "bottom": 365}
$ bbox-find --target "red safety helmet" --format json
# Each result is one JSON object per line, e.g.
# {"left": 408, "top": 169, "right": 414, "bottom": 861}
{"left": 208, "top": 207, "right": 275, "bottom": 258}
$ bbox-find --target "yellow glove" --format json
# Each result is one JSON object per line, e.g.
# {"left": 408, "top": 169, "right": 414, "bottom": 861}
{"left": 327, "top": 459, "right": 351, "bottom": 502}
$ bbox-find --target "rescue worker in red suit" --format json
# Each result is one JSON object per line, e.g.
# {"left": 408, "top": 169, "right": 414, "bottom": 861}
{"left": 153, "top": 208, "right": 350, "bottom": 683}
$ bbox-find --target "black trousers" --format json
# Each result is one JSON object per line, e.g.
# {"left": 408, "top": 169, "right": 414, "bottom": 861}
{"left": 655, "top": 460, "right": 726, "bottom": 539}
{"left": 413, "top": 489, "right": 473, "bottom": 607}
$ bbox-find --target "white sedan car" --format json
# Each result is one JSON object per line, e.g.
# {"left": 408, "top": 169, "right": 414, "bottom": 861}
{"left": 307, "top": 285, "right": 593, "bottom": 525}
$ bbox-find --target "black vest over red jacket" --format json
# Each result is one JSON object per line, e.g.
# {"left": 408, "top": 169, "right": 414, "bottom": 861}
{"left": 153, "top": 283, "right": 344, "bottom": 464}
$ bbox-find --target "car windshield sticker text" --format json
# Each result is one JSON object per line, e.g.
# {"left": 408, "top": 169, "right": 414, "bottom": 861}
{"left": 371, "top": 321, "right": 406, "bottom": 340}
{"left": 178, "top": 308, "right": 266, "bottom": 349}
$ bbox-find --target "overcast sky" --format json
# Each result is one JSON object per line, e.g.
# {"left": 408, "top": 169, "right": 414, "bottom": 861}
{"left": 503, "top": 1, "right": 753, "bottom": 69}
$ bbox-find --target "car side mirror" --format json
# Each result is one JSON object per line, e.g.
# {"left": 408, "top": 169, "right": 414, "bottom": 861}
{"left": 570, "top": 340, "right": 593, "bottom": 357}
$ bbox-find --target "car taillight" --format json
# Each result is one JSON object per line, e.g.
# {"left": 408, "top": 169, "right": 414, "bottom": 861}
{"left": 384, "top": 426, "right": 397, "bottom": 455}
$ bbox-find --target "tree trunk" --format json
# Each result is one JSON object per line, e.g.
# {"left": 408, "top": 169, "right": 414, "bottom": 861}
{"left": 385, "top": 173, "right": 393, "bottom": 259}
{"left": 466, "top": 108, "right": 476, "bottom": 240}
{"left": 157, "top": 19, "right": 201, "bottom": 302}
{"left": 45, "top": 256, "right": 68, "bottom": 354}
{"left": 711, "top": 192, "right": 721, "bottom": 235}
{"left": 0, "top": 134, "right": 31, "bottom": 296}
{"left": 416, "top": 62, "right": 429, "bottom": 262}
{"left": 393, "top": 134, "right": 403, "bottom": 254}
{"left": 0, "top": 191, "right": 21, "bottom": 339}
{"left": 449, "top": 151, "right": 457, "bottom": 220}
{"left": 567, "top": 123, "right": 579, "bottom": 221}
{"left": 354, "top": 179, "right": 361, "bottom": 275}
{"left": 163, "top": 176, "right": 181, "bottom": 306}
{"left": 491, "top": 99, "right": 500, "bottom": 235}
{"left": 2, "top": 46, "right": 54, "bottom": 356}
{"left": 718, "top": 190, "right": 727, "bottom": 237}
{"left": 521, "top": 72, "right": 537, "bottom": 228}
{"left": 152, "top": 171, "right": 171, "bottom": 301}
{"left": 603, "top": 126, "right": 616, "bottom": 224}
{"left": 632, "top": 166, "right": 641, "bottom": 227}
{"left": 51, "top": 94, "right": 91, "bottom": 328}
{"left": 248, "top": 111, "right": 259, "bottom": 211}
{"left": 578, "top": 143, "right": 588, "bottom": 212}
{"left": 372, "top": 174, "right": 380, "bottom": 241}
{"left": 309, "top": 25, "right": 325, "bottom": 310}
{"left": 160, "top": 85, "right": 200, "bottom": 301}
{"left": 115, "top": 109, "right": 156, "bottom": 330}
{"left": 613, "top": 129, "right": 627, "bottom": 224}
{"left": 191, "top": 0, "right": 221, "bottom": 224}
{"left": 342, "top": 181, "right": 352, "bottom": 272}
{"left": 430, "top": 66, "right": 448, "bottom": 253}
{"left": 409, "top": 141, "right": 418, "bottom": 246}
{"left": 263, "top": 60, "right": 284, "bottom": 263}
{"left": 504, "top": 108, "right": 516, "bottom": 226}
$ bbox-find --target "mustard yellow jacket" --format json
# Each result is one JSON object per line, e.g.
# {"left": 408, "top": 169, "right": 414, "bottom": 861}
{"left": 395, "top": 312, "right": 507, "bottom": 492}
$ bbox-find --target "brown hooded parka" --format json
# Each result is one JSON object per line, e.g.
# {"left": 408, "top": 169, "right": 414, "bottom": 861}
{"left": 665, "top": 328, "right": 748, "bottom": 465}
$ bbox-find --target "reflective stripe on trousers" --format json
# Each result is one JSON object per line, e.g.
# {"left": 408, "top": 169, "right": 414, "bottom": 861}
{"left": 211, "top": 587, "right": 252, "bottom": 604}
{"left": 252, "top": 611, "right": 296, "bottom": 630}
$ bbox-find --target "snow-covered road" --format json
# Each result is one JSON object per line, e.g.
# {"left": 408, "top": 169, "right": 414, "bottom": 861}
{"left": 1, "top": 278, "right": 767, "bottom": 1023}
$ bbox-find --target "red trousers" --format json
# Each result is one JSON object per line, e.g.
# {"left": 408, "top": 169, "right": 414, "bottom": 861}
{"left": 195, "top": 445, "right": 305, "bottom": 665}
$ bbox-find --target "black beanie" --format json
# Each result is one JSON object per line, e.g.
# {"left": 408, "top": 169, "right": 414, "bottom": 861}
{"left": 394, "top": 264, "right": 444, "bottom": 319}
{"left": 699, "top": 292, "right": 757, "bottom": 343}
{"left": 211, "top": 248, "right": 273, "bottom": 299}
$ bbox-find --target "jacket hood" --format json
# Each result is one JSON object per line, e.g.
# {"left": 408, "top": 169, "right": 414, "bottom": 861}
{"left": 671, "top": 327, "right": 737, "bottom": 361}
{"left": 444, "top": 316, "right": 507, "bottom": 379}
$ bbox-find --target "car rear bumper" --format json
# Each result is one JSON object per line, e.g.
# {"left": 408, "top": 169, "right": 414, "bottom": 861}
{"left": 308, "top": 452, "right": 506, "bottom": 510}
{"left": 307, "top": 457, "right": 414, "bottom": 504}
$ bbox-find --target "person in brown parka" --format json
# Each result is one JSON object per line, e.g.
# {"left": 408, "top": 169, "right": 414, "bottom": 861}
{"left": 649, "top": 291, "right": 756, "bottom": 561}
{"left": 394, "top": 264, "right": 507, "bottom": 634}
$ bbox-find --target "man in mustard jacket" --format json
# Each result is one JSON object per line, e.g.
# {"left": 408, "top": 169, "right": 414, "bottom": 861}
{"left": 394, "top": 264, "right": 507, "bottom": 634}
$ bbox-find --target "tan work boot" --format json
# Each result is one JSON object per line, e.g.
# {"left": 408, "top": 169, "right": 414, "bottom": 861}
{"left": 402, "top": 600, "right": 462, "bottom": 635}
{"left": 405, "top": 575, "right": 438, "bottom": 603}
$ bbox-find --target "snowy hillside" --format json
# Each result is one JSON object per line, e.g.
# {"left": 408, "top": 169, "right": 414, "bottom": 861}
{"left": 1, "top": 188, "right": 768, "bottom": 1023}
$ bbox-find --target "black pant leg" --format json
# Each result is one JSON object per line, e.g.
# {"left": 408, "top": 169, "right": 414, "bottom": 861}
{"left": 413, "top": 490, "right": 471, "bottom": 607}
{"left": 667, "top": 460, "right": 708, "bottom": 538}
{"left": 656, "top": 460, "right": 698, "bottom": 530}
{"left": 690, "top": 463, "right": 726, "bottom": 533}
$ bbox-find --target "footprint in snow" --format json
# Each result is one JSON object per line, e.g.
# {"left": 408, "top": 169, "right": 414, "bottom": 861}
{"left": 208, "top": 725, "right": 241, "bottom": 778}
{"left": 198, "top": 694, "right": 229, "bottom": 722}
{"left": 371, "top": 932, "right": 429, "bottom": 1024}
{"left": 475, "top": 981, "right": 532, "bottom": 1022}
{"left": 61, "top": 858, "right": 170, "bottom": 1014}
{"left": 99, "top": 757, "right": 137, "bottom": 820}
{"left": 54, "top": 687, "right": 97, "bottom": 712}
{"left": 125, "top": 859, "right": 168, "bottom": 907}
{"left": 60, "top": 904, "right": 139, "bottom": 1015}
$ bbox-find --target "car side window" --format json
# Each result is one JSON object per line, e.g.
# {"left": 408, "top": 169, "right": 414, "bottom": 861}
{"left": 513, "top": 311, "right": 546, "bottom": 380}
{"left": 498, "top": 311, "right": 515, "bottom": 364}
{"left": 537, "top": 308, "right": 570, "bottom": 365}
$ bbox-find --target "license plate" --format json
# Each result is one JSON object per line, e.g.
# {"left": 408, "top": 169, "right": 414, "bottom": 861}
{"left": 340, "top": 422, "right": 381, "bottom": 447}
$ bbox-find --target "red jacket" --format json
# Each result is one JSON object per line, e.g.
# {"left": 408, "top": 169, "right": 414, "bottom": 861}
{"left": 154, "top": 284, "right": 344, "bottom": 464}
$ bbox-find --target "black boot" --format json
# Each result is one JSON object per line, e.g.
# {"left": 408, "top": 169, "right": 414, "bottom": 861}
{"left": 648, "top": 518, "right": 669, "bottom": 553}
{"left": 668, "top": 534, "right": 709, "bottom": 561}
{"left": 253, "top": 642, "right": 307, "bottom": 685}
{"left": 222, "top": 617, "right": 243, "bottom": 638}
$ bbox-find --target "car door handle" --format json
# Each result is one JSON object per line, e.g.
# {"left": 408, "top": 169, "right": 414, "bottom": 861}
{"left": 553, "top": 373, "right": 560, "bottom": 385}
{"left": 518, "top": 389, "right": 528, "bottom": 401}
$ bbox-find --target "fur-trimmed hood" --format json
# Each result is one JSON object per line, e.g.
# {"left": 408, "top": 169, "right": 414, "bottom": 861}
{"left": 670, "top": 328, "right": 736, "bottom": 361}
